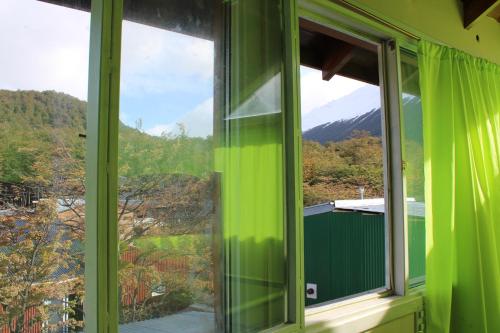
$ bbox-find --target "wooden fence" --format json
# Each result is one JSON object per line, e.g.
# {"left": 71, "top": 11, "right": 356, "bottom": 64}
{"left": 0, "top": 248, "right": 213, "bottom": 332}
{"left": 0, "top": 305, "right": 41, "bottom": 333}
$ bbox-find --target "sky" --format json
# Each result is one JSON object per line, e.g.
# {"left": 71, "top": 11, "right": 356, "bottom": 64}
{"left": 0, "top": 0, "right": 372, "bottom": 138}
{"left": 119, "top": 20, "right": 214, "bottom": 137}
{"left": 299, "top": 66, "right": 366, "bottom": 115}
{"left": 0, "top": 0, "right": 91, "bottom": 100}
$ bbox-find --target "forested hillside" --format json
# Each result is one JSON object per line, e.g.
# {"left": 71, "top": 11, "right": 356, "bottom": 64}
{"left": 302, "top": 96, "right": 423, "bottom": 205}
{"left": 0, "top": 90, "right": 392, "bottom": 207}
{"left": 0, "top": 90, "right": 212, "bottom": 187}
{"left": 0, "top": 90, "right": 86, "bottom": 186}
{"left": 302, "top": 131, "right": 384, "bottom": 205}
{"left": 0, "top": 90, "right": 86, "bottom": 129}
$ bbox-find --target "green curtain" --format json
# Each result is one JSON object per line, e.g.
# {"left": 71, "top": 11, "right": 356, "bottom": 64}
{"left": 418, "top": 40, "right": 500, "bottom": 333}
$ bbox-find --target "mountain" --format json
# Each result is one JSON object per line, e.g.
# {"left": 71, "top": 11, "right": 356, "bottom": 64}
{"left": 303, "top": 108, "right": 381, "bottom": 144}
{"left": 301, "top": 85, "right": 381, "bottom": 130}
{"left": 0, "top": 90, "right": 88, "bottom": 184}
{"left": 302, "top": 96, "right": 422, "bottom": 144}
{"left": 0, "top": 90, "right": 213, "bottom": 185}
{"left": 0, "top": 89, "right": 86, "bottom": 130}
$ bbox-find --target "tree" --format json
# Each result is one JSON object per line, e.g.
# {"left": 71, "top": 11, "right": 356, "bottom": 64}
{"left": 302, "top": 131, "right": 384, "bottom": 206}
{"left": 0, "top": 90, "right": 217, "bottom": 327}
{"left": 116, "top": 173, "right": 216, "bottom": 323}
{"left": 0, "top": 199, "right": 82, "bottom": 332}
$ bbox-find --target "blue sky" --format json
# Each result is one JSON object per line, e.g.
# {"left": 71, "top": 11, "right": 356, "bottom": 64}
{"left": 0, "top": 0, "right": 374, "bottom": 138}
{"left": 119, "top": 20, "right": 214, "bottom": 136}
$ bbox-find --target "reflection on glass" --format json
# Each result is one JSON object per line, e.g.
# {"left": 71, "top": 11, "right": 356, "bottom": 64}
{"left": 118, "top": 1, "right": 285, "bottom": 332}
{"left": 224, "top": 1, "right": 285, "bottom": 330}
{"left": 0, "top": 0, "right": 90, "bottom": 332}
{"left": 401, "top": 51, "right": 426, "bottom": 286}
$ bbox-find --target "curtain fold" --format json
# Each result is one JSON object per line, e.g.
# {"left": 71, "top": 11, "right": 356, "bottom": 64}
{"left": 418, "top": 40, "right": 500, "bottom": 333}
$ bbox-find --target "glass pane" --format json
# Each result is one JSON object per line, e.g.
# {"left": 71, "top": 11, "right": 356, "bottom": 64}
{"left": 401, "top": 51, "right": 425, "bottom": 286}
{"left": 223, "top": 1, "right": 285, "bottom": 330}
{"left": 299, "top": 22, "right": 388, "bottom": 306}
{"left": 0, "top": 0, "right": 90, "bottom": 332}
{"left": 117, "top": 0, "right": 285, "bottom": 331}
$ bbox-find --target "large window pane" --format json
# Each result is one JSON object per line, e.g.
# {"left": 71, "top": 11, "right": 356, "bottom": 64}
{"left": 117, "top": 1, "right": 285, "bottom": 332}
{"left": 0, "top": 1, "right": 90, "bottom": 332}
{"left": 401, "top": 51, "right": 426, "bottom": 286}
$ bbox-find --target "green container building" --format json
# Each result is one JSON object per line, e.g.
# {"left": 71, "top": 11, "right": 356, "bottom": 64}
{"left": 304, "top": 202, "right": 425, "bottom": 306}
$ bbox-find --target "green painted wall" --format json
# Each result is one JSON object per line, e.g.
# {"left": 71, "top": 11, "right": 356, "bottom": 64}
{"left": 363, "top": 314, "right": 415, "bottom": 333}
{"left": 348, "top": 0, "right": 500, "bottom": 65}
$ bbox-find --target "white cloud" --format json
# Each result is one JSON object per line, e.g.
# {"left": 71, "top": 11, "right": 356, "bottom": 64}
{"left": 0, "top": 0, "right": 91, "bottom": 100}
{"left": 300, "top": 66, "right": 366, "bottom": 115}
{"left": 0, "top": 0, "right": 215, "bottom": 101}
{"left": 146, "top": 97, "right": 214, "bottom": 138}
{"left": 120, "top": 21, "right": 214, "bottom": 96}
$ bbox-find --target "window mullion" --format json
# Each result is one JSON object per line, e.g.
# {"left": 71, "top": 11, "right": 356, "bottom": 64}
{"left": 382, "top": 39, "right": 408, "bottom": 296}
{"left": 85, "top": 0, "right": 123, "bottom": 332}
{"left": 283, "top": 0, "right": 304, "bottom": 328}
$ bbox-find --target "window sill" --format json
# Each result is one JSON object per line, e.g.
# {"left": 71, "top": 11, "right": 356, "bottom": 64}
{"left": 305, "top": 294, "right": 423, "bottom": 333}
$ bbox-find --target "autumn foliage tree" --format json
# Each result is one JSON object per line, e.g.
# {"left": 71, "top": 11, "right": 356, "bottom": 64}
{"left": 0, "top": 199, "right": 82, "bottom": 332}
{"left": 303, "top": 130, "right": 384, "bottom": 206}
{"left": 0, "top": 90, "right": 218, "bottom": 329}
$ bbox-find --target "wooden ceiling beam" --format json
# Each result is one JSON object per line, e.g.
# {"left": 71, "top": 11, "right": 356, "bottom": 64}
{"left": 322, "top": 44, "right": 354, "bottom": 81}
{"left": 300, "top": 18, "right": 378, "bottom": 53}
{"left": 338, "top": 64, "right": 379, "bottom": 86}
{"left": 463, "top": 0, "right": 500, "bottom": 29}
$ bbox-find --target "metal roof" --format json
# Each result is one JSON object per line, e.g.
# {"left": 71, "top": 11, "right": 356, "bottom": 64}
{"left": 304, "top": 202, "right": 334, "bottom": 217}
{"left": 335, "top": 198, "right": 425, "bottom": 218}
{"left": 305, "top": 198, "right": 425, "bottom": 218}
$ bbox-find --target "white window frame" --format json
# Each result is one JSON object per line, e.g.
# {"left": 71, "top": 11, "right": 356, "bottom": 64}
{"left": 296, "top": 0, "right": 425, "bottom": 330}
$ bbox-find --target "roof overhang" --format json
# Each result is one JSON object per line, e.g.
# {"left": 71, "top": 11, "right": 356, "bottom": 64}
{"left": 462, "top": 0, "right": 500, "bottom": 29}
{"left": 37, "top": 0, "right": 214, "bottom": 40}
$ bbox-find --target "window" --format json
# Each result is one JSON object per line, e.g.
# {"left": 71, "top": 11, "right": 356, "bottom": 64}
{"left": 299, "top": 20, "right": 390, "bottom": 307}
{"left": 117, "top": 0, "right": 287, "bottom": 331}
{"left": 0, "top": 0, "right": 90, "bottom": 332}
{"left": 400, "top": 50, "right": 425, "bottom": 287}
{"left": 0, "top": 0, "right": 427, "bottom": 331}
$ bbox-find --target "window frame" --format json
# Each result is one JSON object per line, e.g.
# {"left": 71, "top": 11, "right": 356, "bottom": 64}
{"left": 296, "top": 17, "right": 395, "bottom": 309}
{"left": 399, "top": 48, "right": 426, "bottom": 289}
{"left": 85, "top": 0, "right": 304, "bottom": 333}
{"left": 85, "top": 0, "right": 122, "bottom": 332}
{"left": 83, "top": 0, "right": 423, "bottom": 332}
{"left": 294, "top": 0, "right": 423, "bottom": 320}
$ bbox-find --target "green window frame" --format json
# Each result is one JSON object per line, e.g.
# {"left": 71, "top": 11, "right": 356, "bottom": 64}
{"left": 83, "top": 0, "right": 424, "bottom": 332}
{"left": 84, "top": 0, "right": 122, "bottom": 331}
{"left": 85, "top": 0, "right": 304, "bottom": 332}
